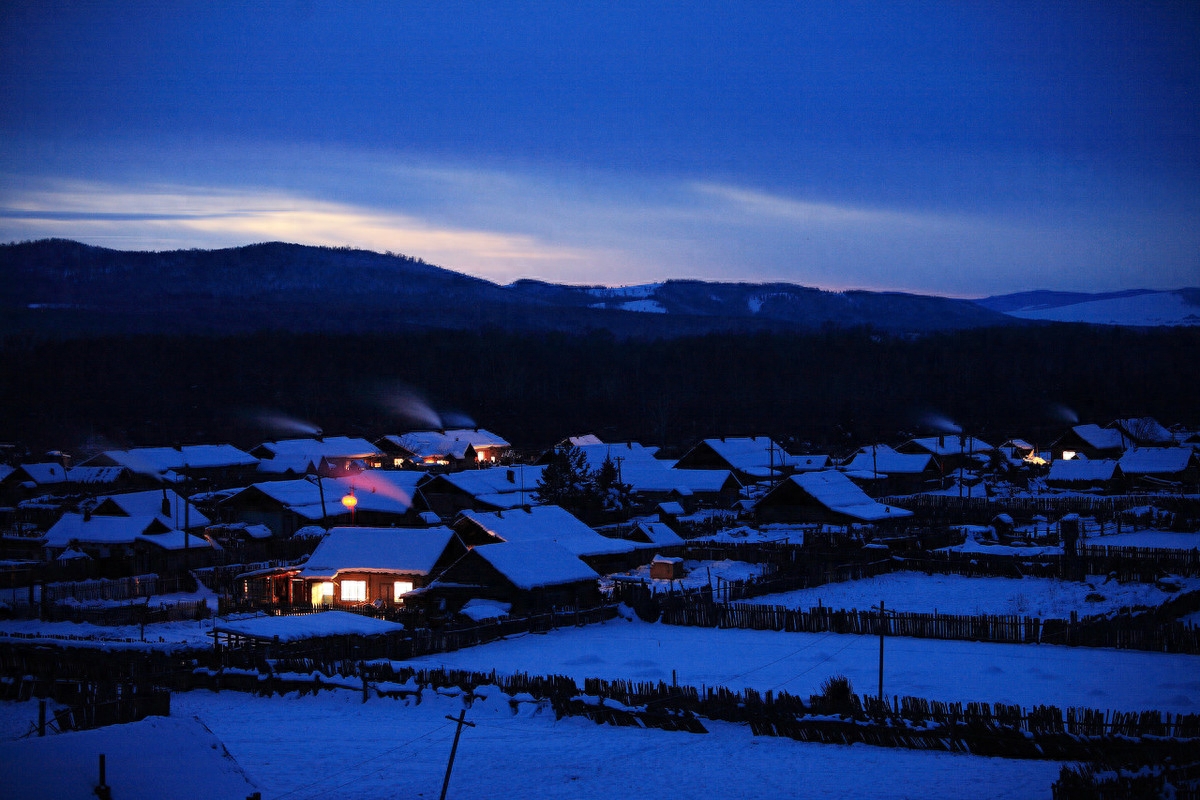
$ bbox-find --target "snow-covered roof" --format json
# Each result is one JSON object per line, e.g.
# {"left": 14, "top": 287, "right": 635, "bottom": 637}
{"left": 1110, "top": 417, "right": 1174, "bottom": 446}
{"left": 566, "top": 434, "right": 605, "bottom": 446}
{"left": 775, "top": 471, "right": 913, "bottom": 522}
{"left": 94, "top": 489, "right": 212, "bottom": 529}
{"left": 43, "top": 512, "right": 165, "bottom": 548}
{"left": 256, "top": 455, "right": 320, "bottom": 475}
{"left": 634, "top": 521, "right": 685, "bottom": 548}
{"left": 213, "top": 610, "right": 404, "bottom": 641}
{"left": 425, "top": 465, "right": 546, "bottom": 502}
{"left": 256, "top": 436, "right": 382, "bottom": 460}
{"left": 458, "top": 506, "right": 635, "bottom": 557}
{"left": 1118, "top": 447, "right": 1197, "bottom": 476}
{"left": 12, "top": 463, "right": 69, "bottom": 484}
{"left": 842, "top": 445, "right": 934, "bottom": 475}
{"left": 226, "top": 475, "right": 415, "bottom": 519}
{"left": 137, "top": 530, "right": 214, "bottom": 551}
{"left": 382, "top": 428, "right": 510, "bottom": 459}
{"left": 471, "top": 540, "right": 599, "bottom": 590}
{"left": 1068, "top": 424, "right": 1127, "bottom": 451}
{"left": 692, "top": 436, "right": 800, "bottom": 474}
{"left": 1046, "top": 459, "right": 1120, "bottom": 482}
{"left": 92, "top": 444, "right": 258, "bottom": 476}
{"left": 570, "top": 442, "right": 735, "bottom": 494}
{"left": 299, "top": 526, "right": 456, "bottom": 579}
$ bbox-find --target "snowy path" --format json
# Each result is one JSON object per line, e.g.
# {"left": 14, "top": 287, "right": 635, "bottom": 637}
{"left": 400, "top": 616, "right": 1200, "bottom": 714}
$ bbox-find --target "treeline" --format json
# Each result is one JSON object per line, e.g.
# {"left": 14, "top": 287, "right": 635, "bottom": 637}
{"left": 1, "top": 324, "right": 1197, "bottom": 455}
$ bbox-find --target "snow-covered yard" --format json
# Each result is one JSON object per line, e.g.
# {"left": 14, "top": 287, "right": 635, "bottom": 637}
{"left": 752, "top": 571, "right": 1200, "bottom": 618}
{"left": 165, "top": 688, "right": 1057, "bottom": 800}
{"left": 397, "top": 615, "right": 1200, "bottom": 715}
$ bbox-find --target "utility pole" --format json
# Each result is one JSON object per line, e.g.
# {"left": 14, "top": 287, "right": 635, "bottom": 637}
{"left": 439, "top": 709, "right": 475, "bottom": 800}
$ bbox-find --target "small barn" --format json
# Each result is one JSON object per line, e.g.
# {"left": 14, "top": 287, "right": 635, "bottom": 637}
{"left": 755, "top": 471, "right": 913, "bottom": 527}
{"left": 433, "top": 539, "right": 601, "bottom": 615}
{"left": 1045, "top": 459, "right": 1124, "bottom": 493}
{"left": 452, "top": 505, "right": 638, "bottom": 573}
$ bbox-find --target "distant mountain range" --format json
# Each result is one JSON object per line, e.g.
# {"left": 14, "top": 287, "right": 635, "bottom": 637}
{"left": 2, "top": 239, "right": 1195, "bottom": 337}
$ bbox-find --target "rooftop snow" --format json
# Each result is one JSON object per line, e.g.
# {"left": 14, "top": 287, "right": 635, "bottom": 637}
{"left": 471, "top": 540, "right": 600, "bottom": 589}
{"left": 299, "top": 526, "right": 456, "bottom": 579}
{"left": 783, "top": 471, "right": 913, "bottom": 522}
{"left": 459, "top": 506, "right": 635, "bottom": 557}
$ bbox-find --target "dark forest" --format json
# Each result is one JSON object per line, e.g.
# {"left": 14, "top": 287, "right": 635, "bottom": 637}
{"left": 2, "top": 323, "right": 1196, "bottom": 457}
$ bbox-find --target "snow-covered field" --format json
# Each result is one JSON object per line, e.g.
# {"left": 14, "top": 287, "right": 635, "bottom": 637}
{"left": 399, "top": 615, "right": 1200, "bottom": 714}
{"left": 193, "top": 688, "right": 1067, "bottom": 800}
{"left": 753, "top": 571, "right": 1199, "bottom": 618}
{"left": 1087, "top": 530, "right": 1200, "bottom": 549}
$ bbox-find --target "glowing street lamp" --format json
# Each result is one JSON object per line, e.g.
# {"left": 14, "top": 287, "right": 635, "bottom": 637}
{"left": 341, "top": 488, "right": 358, "bottom": 524}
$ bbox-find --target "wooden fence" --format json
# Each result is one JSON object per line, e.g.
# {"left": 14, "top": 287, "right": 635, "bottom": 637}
{"left": 188, "top": 661, "right": 1200, "bottom": 763}
{"left": 883, "top": 493, "right": 1200, "bottom": 526}
{"left": 651, "top": 592, "right": 1200, "bottom": 654}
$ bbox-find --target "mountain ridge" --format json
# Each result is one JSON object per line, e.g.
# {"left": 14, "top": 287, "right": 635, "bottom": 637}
{"left": 4, "top": 238, "right": 1192, "bottom": 337}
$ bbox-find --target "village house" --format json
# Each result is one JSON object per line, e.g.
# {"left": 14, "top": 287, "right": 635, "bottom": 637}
{"left": 755, "top": 470, "right": 914, "bottom": 527}
{"left": 417, "top": 464, "right": 546, "bottom": 517}
{"left": 0, "top": 463, "right": 132, "bottom": 503}
{"left": 81, "top": 444, "right": 260, "bottom": 486}
{"left": 250, "top": 436, "right": 382, "bottom": 475}
{"left": 376, "top": 428, "right": 512, "bottom": 470}
{"left": 673, "top": 436, "right": 811, "bottom": 485}
{"left": 838, "top": 445, "right": 941, "bottom": 497}
{"left": 219, "top": 474, "right": 425, "bottom": 538}
{"left": 1045, "top": 459, "right": 1125, "bottom": 493}
{"left": 43, "top": 511, "right": 215, "bottom": 575}
{"left": 895, "top": 435, "right": 995, "bottom": 476}
{"left": 87, "top": 488, "right": 212, "bottom": 533}
{"left": 550, "top": 441, "right": 742, "bottom": 511}
{"left": 430, "top": 539, "right": 602, "bottom": 615}
{"left": 1108, "top": 417, "right": 1175, "bottom": 448}
{"left": 238, "top": 526, "right": 463, "bottom": 609}
{"left": 1050, "top": 424, "right": 1128, "bottom": 462}
{"left": 452, "top": 505, "right": 639, "bottom": 573}
{"left": 1117, "top": 447, "right": 1200, "bottom": 491}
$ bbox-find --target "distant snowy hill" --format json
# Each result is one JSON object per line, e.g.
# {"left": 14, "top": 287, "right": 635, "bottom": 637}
{"left": 978, "top": 289, "right": 1200, "bottom": 327}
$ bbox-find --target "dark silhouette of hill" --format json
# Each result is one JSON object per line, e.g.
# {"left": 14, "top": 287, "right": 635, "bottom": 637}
{"left": 2, "top": 239, "right": 1012, "bottom": 338}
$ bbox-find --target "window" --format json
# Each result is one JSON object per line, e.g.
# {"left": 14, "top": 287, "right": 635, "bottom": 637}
{"left": 312, "top": 582, "right": 335, "bottom": 607}
{"left": 341, "top": 580, "right": 366, "bottom": 602}
{"left": 394, "top": 580, "right": 414, "bottom": 602}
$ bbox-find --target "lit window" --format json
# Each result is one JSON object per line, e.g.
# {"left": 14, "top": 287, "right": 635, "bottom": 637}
{"left": 393, "top": 580, "right": 414, "bottom": 602}
{"left": 312, "top": 581, "right": 334, "bottom": 607}
{"left": 1062, "top": 450, "right": 1077, "bottom": 461}
{"left": 394, "top": 458, "right": 403, "bottom": 467}
{"left": 341, "top": 580, "right": 366, "bottom": 602}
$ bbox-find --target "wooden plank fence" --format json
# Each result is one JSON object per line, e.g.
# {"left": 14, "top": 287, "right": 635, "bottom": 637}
{"left": 652, "top": 593, "right": 1200, "bottom": 654}
{"left": 182, "top": 661, "right": 1200, "bottom": 763}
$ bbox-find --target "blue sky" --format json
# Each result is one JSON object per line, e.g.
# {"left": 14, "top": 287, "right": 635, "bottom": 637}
{"left": 1, "top": 1, "right": 1196, "bottom": 296}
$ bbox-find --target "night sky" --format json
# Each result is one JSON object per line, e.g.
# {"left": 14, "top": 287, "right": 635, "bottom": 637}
{"left": 1, "top": 1, "right": 1196, "bottom": 296}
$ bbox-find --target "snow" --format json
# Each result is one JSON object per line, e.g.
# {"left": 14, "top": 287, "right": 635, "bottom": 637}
{"left": 145, "top": 688, "right": 1062, "bottom": 800}
{"left": 753, "top": 571, "right": 1200, "bottom": 618}
{"left": 1005, "top": 291, "right": 1200, "bottom": 326}
{"left": 609, "top": 559, "right": 767, "bottom": 590}
{"left": 458, "top": 598, "right": 512, "bottom": 621}
{"left": 1119, "top": 446, "right": 1196, "bottom": 475}
{"left": 299, "top": 526, "right": 455, "bottom": 578}
{"left": 399, "top": 615, "right": 1200, "bottom": 714}
{"left": 775, "top": 472, "right": 913, "bottom": 522}
{"left": 470, "top": 540, "right": 600, "bottom": 589}
{"left": 460, "top": 506, "right": 635, "bottom": 557}
{"left": 0, "top": 709, "right": 259, "bottom": 799}
{"left": 618, "top": 299, "right": 667, "bottom": 313}
{"left": 213, "top": 610, "right": 404, "bottom": 642}
{"left": 256, "top": 436, "right": 381, "bottom": 459}
{"left": 1088, "top": 530, "right": 1200, "bottom": 549}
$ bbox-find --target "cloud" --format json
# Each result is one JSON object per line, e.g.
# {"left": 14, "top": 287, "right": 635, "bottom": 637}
{"left": 0, "top": 178, "right": 595, "bottom": 283}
